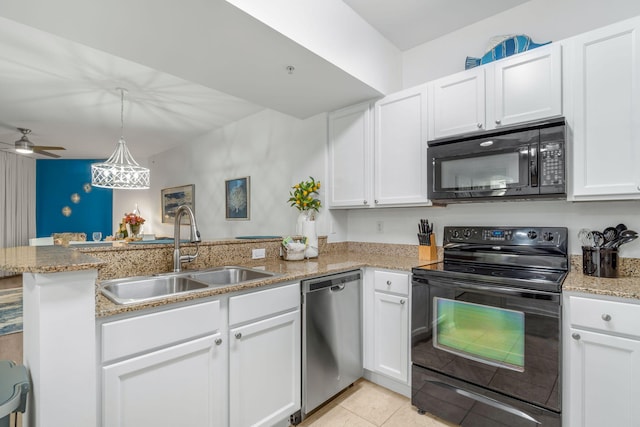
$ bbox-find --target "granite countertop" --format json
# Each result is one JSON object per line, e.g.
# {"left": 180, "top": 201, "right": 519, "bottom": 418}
{"left": 96, "top": 252, "right": 429, "bottom": 317}
{"left": 563, "top": 268, "right": 640, "bottom": 299}
{"left": 0, "top": 245, "right": 105, "bottom": 273}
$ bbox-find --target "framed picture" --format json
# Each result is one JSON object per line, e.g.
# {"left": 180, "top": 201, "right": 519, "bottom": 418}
{"left": 225, "top": 176, "right": 250, "bottom": 220}
{"left": 161, "top": 184, "right": 195, "bottom": 223}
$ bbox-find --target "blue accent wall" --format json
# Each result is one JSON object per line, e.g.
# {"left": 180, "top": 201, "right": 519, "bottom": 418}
{"left": 36, "top": 160, "right": 113, "bottom": 238}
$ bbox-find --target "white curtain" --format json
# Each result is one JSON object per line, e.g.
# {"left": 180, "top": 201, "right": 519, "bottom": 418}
{"left": 1, "top": 152, "right": 36, "bottom": 275}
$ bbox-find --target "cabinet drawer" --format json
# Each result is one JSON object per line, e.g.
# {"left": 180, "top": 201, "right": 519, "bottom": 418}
{"left": 570, "top": 296, "right": 640, "bottom": 337}
{"left": 374, "top": 270, "right": 409, "bottom": 295}
{"left": 229, "top": 283, "right": 299, "bottom": 326}
{"left": 102, "top": 300, "right": 220, "bottom": 363}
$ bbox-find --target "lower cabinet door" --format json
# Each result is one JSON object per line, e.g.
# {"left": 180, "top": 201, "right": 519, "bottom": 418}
{"left": 229, "top": 310, "right": 301, "bottom": 427}
{"left": 102, "top": 334, "right": 224, "bottom": 427}
{"left": 568, "top": 328, "right": 640, "bottom": 427}
{"left": 373, "top": 291, "right": 409, "bottom": 383}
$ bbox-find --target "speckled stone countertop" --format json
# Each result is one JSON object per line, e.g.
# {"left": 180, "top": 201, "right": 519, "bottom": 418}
{"left": 563, "top": 254, "right": 640, "bottom": 299}
{"left": 0, "top": 245, "right": 105, "bottom": 273}
{"left": 95, "top": 250, "right": 434, "bottom": 317}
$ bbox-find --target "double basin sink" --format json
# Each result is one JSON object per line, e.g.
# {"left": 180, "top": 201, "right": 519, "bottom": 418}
{"left": 100, "top": 266, "right": 279, "bottom": 305}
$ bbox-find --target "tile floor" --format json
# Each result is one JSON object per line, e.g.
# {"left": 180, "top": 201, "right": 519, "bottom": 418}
{"left": 298, "top": 379, "right": 456, "bottom": 427}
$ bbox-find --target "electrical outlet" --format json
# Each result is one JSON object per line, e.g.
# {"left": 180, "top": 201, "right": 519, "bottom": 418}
{"left": 376, "top": 221, "right": 384, "bottom": 233}
{"left": 252, "top": 248, "right": 266, "bottom": 259}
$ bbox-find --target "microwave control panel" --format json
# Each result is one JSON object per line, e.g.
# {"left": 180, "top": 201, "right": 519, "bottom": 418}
{"left": 540, "top": 141, "right": 565, "bottom": 186}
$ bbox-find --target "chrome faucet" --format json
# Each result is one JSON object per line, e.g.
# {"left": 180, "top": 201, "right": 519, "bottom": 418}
{"left": 173, "top": 205, "right": 202, "bottom": 272}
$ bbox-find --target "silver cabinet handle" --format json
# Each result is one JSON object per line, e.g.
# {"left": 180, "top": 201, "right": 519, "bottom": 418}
{"left": 572, "top": 333, "right": 581, "bottom": 340}
{"left": 215, "top": 338, "right": 222, "bottom": 345}
{"left": 386, "top": 280, "right": 392, "bottom": 286}
{"left": 400, "top": 299, "right": 406, "bottom": 305}
{"left": 495, "top": 119, "right": 502, "bottom": 125}
{"left": 477, "top": 123, "right": 483, "bottom": 128}
{"left": 235, "top": 332, "right": 242, "bottom": 339}
{"left": 374, "top": 199, "right": 379, "bottom": 204}
{"left": 363, "top": 200, "right": 368, "bottom": 205}
{"left": 601, "top": 314, "right": 612, "bottom": 321}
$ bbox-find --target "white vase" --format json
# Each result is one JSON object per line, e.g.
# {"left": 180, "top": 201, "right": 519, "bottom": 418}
{"left": 302, "top": 218, "right": 318, "bottom": 258}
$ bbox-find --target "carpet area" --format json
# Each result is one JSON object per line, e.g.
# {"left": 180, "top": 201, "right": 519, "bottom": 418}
{"left": 0, "top": 288, "right": 23, "bottom": 336}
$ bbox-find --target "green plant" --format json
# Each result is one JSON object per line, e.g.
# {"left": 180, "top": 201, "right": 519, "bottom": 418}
{"left": 288, "top": 176, "right": 322, "bottom": 212}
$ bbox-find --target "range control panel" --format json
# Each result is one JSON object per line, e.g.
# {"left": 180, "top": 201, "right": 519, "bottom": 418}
{"left": 444, "top": 226, "right": 568, "bottom": 247}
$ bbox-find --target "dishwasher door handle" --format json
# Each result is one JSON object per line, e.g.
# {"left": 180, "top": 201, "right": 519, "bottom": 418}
{"left": 330, "top": 284, "right": 345, "bottom": 292}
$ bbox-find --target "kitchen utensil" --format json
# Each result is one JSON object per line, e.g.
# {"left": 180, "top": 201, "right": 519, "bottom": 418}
{"left": 602, "top": 227, "right": 618, "bottom": 243}
{"left": 604, "top": 229, "right": 639, "bottom": 248}
{"left": 591, "top": 231, "right": 605, "bottom": 247}
{"left": 612, "top": 234, "right": 638, "bottom": 249}
{"left": 616, "top": 223, "right": 628, "bottom": 233}
{"left": 578, "top": 228, "right": 593, "bottom": 247}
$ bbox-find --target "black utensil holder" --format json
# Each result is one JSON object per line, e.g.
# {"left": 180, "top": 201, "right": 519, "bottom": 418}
{"left": 582, "top": 247, "right": 619, "bottom": 278}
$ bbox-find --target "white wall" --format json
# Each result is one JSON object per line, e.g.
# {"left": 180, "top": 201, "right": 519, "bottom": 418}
{"left": 403, "top": 0, "right": 640, "bottom": 86}
{"left": 120, "top": 109, "right": 344, "bottom": 242}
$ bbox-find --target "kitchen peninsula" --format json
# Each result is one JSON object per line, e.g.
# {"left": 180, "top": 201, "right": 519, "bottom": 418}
{"left": 2, "top": 240, "right": 640, "bottom": 426}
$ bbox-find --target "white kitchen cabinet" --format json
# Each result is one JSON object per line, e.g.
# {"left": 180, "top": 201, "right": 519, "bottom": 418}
{"left": 374, "top": 85, "right": 430, "bottom": 206}
{"left": 102, "top": 334, "right": 225, "bottom": 427}
{"left": 363, "top": 269, "right": 410, "bottom": 390}
{"left": 327, "top": 102, "right": 373, "bottom": 208}
{"left": 487, "top": 43, "right": 562, "bottom": 128}
{"left": 228, "top": 283, "right": 301, "bottom": 427}
{"left": 428, "top": 67, "right": 486, "bottom": 139}
{"left": 566, "top": 17, "right": 640, "bottom": 200}
{"left": 564, "top": 293, "right": 640, "bottom": 427}
{"left": 100, "top": 300, "right": 226, "bottom": 427}
{"left": 428, "top": 44, "right": 561, "bottom": 141}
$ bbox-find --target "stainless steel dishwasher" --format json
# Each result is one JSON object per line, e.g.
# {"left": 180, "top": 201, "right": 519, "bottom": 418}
{"left": 301, "top": 270, "right": 363, "bottom": 419}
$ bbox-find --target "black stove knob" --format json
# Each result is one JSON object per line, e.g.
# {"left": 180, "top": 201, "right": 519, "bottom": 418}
{"left": 543, "top": 232, "right": 554, "bottom": 242}
{"left": 527, "top": 230, "right": 538, "bottom": 239}
{"left": 451, "top": 230, "right": 460, "bottom": 238}
{"left": 463, "top": 229, "right": 472, "bottom": 238}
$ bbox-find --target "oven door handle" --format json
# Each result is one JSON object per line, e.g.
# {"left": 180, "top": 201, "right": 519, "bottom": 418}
{"left": 426, "top": 379, "right": 542, "bottom": 425}
{"left": 454, "top": 281, "right": 526, "bottom": 295}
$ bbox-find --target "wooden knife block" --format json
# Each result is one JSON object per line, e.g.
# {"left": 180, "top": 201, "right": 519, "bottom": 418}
{"left": 419, "top": 234, "right": 437, "bottom": 261}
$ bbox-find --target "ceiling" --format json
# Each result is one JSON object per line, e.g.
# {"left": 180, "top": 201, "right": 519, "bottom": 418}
{"left": 0, "top": 0, "right": 530, "bottom": 160}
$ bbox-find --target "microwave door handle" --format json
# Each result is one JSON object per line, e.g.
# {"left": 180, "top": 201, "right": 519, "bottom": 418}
{"left": 530, "top": 146, "right": 538, "bottom": 187}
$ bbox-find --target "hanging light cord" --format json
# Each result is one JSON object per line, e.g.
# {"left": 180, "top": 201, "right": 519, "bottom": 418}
{"left": 119, "top": 88, "right": 125, "bottom": 140}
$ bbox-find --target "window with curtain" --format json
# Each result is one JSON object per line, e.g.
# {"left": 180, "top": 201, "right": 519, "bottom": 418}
{"left": 1, "top": 152, "right": 36, "bottom": 276}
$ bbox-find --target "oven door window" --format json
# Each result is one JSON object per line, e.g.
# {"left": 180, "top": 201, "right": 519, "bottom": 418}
{"left": 433, "top": 297, "right": 525, "bottom": 372}
{"left": 436, "top": 148, "right": 529, "bottom": 191}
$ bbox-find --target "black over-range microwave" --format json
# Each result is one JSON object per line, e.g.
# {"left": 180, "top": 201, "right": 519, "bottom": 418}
{"left": 427, "top": 117, "right": 566, "bottom": 203}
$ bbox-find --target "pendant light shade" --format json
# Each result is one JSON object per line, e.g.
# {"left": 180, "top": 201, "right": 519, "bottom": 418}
{"left": 91, "top": 88, "right": 150, "bottom": 190}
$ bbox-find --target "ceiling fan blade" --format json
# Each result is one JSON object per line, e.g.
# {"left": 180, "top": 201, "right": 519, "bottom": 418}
{"left": 33, "top": 148, "right": 61, "bottom": 158}
{"left": 32, "top": 145, "right": 66, "bottom": 151}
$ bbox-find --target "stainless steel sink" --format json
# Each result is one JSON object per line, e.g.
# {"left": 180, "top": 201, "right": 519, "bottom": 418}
{"left": 188, "top": 266, "right": 277, "bottom": 285}
{"left": 100, "top": 275, "right": 209, "bottom": 305}
{"left": 100, "top": 266, "right": 278, "bottom": 305}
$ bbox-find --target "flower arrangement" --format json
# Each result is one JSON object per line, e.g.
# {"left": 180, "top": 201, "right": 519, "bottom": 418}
{"left": 118, "top": 212, "right": 145, "bottom": 238}
{"left": 288, "top": 176, "right": 322, "bottom": 213}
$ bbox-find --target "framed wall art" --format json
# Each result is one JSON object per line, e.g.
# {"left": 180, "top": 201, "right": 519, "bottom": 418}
{"left": 161, "top": 184, "right": 195, "bottom": 223}
{"left": 225, "top": 176, "right": 250, "bottom": 220}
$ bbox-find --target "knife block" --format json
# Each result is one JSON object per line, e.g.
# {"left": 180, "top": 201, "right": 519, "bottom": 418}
{"left": 419, "top": 234, "right": 437, "bottom": 261}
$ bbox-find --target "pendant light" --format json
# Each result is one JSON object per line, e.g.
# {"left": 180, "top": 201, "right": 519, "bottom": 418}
{"left": 91, "top": 88, "right": 150, "bottom": 189}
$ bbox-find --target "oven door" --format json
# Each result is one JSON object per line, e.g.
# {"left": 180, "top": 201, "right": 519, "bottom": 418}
{"left": 411, "top": 275, "right": 561, "bottom": 414}
{"left": 428, "top": 129, "right": 539, "bottom": 201}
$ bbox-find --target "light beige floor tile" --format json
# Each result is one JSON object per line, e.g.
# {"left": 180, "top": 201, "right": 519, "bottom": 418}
{"left": 382, "top": 402, "right": 457, "bottom": 427}
{"left": 339, "top": 380, "right": 407, "bottom": 425}
{"left": 301, "top": 405, "right": 377, "bottom": 427}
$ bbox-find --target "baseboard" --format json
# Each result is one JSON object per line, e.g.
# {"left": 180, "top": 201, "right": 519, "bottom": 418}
{"left": 362, "top": 369, "right": 411, "bottom": 398}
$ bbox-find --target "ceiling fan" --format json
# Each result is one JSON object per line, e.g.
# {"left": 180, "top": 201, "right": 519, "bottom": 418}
{"left": 0, "top": 128, "right": 66, "bottom": 158}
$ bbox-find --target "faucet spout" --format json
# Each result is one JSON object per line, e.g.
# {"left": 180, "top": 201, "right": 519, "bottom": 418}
{"left": 173, "top": 205, "right": 201, "bottom": 272}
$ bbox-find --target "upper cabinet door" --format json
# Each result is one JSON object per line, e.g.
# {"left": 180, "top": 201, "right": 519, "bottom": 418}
{"left": 327, "top": 102, "right": 373, "bottom": 208}
{"left": 569, "top": 17, "right": 640, "bottom": 200}
{"left": 488, "top": 44, "right": 562, "bottom": 128}
{"left": 428, "top": 67, "right": 486, "bottom": 140}
{"left": 374, "top": 85, "right": 430, "bottom": 206}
